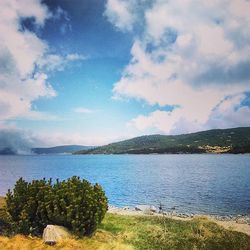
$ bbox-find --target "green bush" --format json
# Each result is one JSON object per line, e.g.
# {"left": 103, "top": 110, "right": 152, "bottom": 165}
{"left": 6, "top": 176, "right": 108, "bottom": 236}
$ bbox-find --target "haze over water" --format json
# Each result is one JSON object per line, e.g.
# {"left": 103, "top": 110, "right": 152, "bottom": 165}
{"left": 1, "top": 154, "right": 249, "bottom": 215}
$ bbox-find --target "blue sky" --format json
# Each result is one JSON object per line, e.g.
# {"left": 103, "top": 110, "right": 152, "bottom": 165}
{"left": 0, "top": 0, "right": 250, "bottom": 147}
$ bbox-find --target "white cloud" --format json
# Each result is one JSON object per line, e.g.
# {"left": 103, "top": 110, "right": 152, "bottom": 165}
{"left": 196, "top": 24, "right": 233, "bottom": 57}
{"left": 0, "top": 24, "right": 47, "bottom": 78}
{"left": 129, "top": 93, "right": 250, "bottom": 135}
{"left": 0, "top": 0, "right": 83, "bottom": 122}
{"left": 205, "top": 94, "right": 250, "bottom": 129}
{"left": 1, "top": 0, "right": 49, "bottom": 27}
{"left": 66, "top": 53, "right": 86, "bottom": 61}
{"left": 111, "top": 0, "right": 250, "bottom": 134}
{"left": 0, "top": 72, "right": 56, "bottom": 120}
{"left": 38, "top": 54, "right": 65, "bottom": 71}
{"left": 38, "top": 53, "right": 86, "bottom": 72}
{"left": 104, "top": 0, "right": 136, "bottom": 31}
{"left": 0, "top": 0, "right": 56, "bottom": 121}
{"left": 0, "top": 0, "right": 50, "bottom": 77}
{"left": 128, "top": 110, "right": 182, "bottom": 133}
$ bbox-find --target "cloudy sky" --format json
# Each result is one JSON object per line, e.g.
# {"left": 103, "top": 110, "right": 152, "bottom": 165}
{"left": 0, "top": 0, "right": 250, "bottom": 148}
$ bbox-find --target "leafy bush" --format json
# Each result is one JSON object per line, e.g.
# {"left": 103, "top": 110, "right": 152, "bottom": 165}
{"left": 6, "top": 176, "right": 108, "bottom": 236}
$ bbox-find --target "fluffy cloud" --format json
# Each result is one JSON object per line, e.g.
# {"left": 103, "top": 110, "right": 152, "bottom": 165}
{"left": 104, "top": 0, "right": 137, "bottom": 31}
{"left": 0, "top": 0, "right": 57, "bottom": 121}
{"left": 129, "top": 93, "right": 250, "bottom": 134}
{"left": 206, "top": 94, "right": 250, "bottom": 129}
{"left": 0, "top": 0, "right": 49, "bottom": 76}
{"left": 0, "top": 1, "right": 82, "bottom": 122}
{"left": 110, "top": 0, "right": 250, "bottom": 134}
{"left": 0, "top": 72, "right": 57, "bottom": 120}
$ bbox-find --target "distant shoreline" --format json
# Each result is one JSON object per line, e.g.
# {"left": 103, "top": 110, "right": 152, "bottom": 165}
{"left": 2, "top": 152, "right": 250, "bottom": 156}
{"left": 73, "top": 151, "right": 250, "bottom": 155}
{"left": 75, "top": 148, "right": 250, "bottom": 155}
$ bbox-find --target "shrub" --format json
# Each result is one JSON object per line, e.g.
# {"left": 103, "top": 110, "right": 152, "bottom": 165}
{"left": 6, "top": 176, "right": 108, "bottom": 236}
{"left": 0, "top": 208, "right": 12, "bottom": 236}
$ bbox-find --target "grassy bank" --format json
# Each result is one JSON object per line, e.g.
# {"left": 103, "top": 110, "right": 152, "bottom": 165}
{"left": 0, "top": 197, "right": 250, "bottom": 249}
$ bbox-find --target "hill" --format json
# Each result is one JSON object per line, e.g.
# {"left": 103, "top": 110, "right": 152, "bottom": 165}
{"left": 32, "top": 145, "right": 94, "bottom": 154}
{"left": 75, "top": 127, "right": 250, "bottom": 154}
{"left": 0, "top": 147, "right": 17, "bottom": 155}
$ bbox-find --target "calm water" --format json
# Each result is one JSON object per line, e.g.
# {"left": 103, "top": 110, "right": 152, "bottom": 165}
{"left": 0, "top": 154, "right": 249, "bottom": 215}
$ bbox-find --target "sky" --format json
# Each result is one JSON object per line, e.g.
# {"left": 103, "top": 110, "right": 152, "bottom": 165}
{"left": 0, "top": 0, "right": 250, "bottom": 149}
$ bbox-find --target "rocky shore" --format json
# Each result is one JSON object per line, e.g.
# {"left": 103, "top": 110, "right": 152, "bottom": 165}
{"left": 108, "top": 205, "right": 250, "bottom": 236}
{"left": 109, "top": 205, "right": 250, "bottom": 223}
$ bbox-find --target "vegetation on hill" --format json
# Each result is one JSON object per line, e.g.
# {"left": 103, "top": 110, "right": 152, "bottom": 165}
{"left": 75, "top": 127, "right": 250, "bottom": 154}
{"left": 32, "top": 145, "right": 94, "bottom": 154}
{"left": 4, "top": 177, "right": 108, "bottom": 236}
{"left": 0, "top": 147, "right": 17, "bottom": 155}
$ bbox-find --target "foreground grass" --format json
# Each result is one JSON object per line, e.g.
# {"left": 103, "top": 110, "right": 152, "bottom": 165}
{"left": 0, "top": 214, "right": 250, "bottom": 250}
{"left": 0, "top": 197, "right": 250, "bottom": 249}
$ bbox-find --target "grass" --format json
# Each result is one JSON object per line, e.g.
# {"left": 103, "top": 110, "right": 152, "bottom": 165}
{"left": 0, "top": 196, "right": 250, "bottom": 249}
{"left": 0, "top": 196, "right": 5, "bottom": 208}
{"left": 99, "top": 214, "right": 250, "bottom": 250}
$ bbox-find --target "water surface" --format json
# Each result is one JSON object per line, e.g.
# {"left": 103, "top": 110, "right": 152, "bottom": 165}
{"left": 0, "top": 154, "right": 249, "bottom": 215}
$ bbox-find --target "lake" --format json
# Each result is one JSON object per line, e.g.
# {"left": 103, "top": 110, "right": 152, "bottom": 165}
{"left": 0, "top": 154, "right": 249, "bottom": 215}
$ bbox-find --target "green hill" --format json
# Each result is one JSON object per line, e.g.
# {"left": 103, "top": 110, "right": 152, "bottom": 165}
{"left": 75, "top": 127, "right": 250, "bottom": 154}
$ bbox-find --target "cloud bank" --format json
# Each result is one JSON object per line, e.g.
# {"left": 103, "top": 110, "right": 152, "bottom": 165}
{"left": 106, "top": 0, "right": 250, "bottom": 134}
{"left": 0, "top": 128, "right": 42, "bottom": 154}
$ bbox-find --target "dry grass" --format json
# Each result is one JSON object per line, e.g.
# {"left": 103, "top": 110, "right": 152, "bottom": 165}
{"left": 0, "top": 232, "right": 134, "bottom": 250}
{"left": 0, "top": 196, "right": 5, "bottom": 208}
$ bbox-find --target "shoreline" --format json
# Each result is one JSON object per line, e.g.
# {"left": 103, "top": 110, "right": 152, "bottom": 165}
{"left": 1, "top": 196, "right": 250, "bottom": 236}
{"left": 1, "top": 196, "right": 249, "bottom": 224}
{"left": 108, "top": 205, "right": 250, "bottom": 236}
{"left": 74, "top": 152, "right": 250, "bottom": 155}
{"left": 108, "top": 204, "right": 250, "bottom": 222}
{"left": 1, "top": 152, "right": 250, "bottom": 156}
